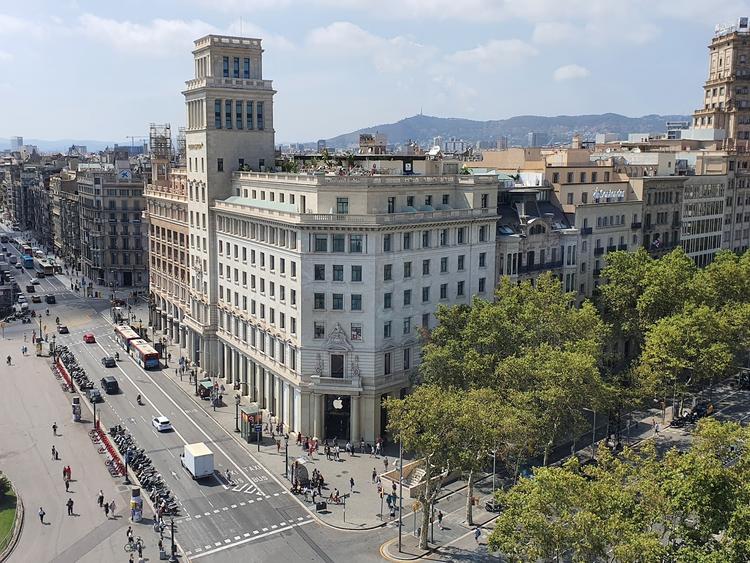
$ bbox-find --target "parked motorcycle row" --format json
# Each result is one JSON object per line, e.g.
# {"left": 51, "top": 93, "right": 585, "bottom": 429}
{"left": 57, "top": 345, "right": 94, "bottom": 390}
{"left": 110, "top": 425, "right": 180, "bottom": 516}
{"left": 669, "top": 402, "right": 715, "bottom": 429}
{"left": 2, "top": 310, "right": 33, "bottom": 323}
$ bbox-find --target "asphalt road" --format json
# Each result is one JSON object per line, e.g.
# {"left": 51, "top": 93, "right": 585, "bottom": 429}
{"left": 0, "top": 235, "right": 392, "bottom": 562}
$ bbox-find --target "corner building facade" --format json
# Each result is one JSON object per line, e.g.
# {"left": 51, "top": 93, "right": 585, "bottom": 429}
{"left": 179, "top": 35, "right": 497, "bottom": 441}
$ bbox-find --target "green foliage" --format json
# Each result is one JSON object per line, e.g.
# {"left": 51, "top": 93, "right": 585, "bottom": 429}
{"left": 0, "top": 472, "right": 8, "bottom": 498}
{"left": 490, "top": 419, "right": 750, "bottom": 562}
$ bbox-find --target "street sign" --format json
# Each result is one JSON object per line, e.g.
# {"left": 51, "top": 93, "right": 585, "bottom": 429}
{"left": 254, "top": 424, "right": 263, "bottom": 433}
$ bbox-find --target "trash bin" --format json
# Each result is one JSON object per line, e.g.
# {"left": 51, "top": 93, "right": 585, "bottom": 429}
{"left": 315, "top": 501, "right": 327, "bottom": 512}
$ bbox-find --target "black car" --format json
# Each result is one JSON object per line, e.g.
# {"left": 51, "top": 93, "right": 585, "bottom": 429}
{"left": 25, "top": 285, "right": 35, "bottom": 293}
{"left": 100, "top": 375, "right": 119, "bottom": 393}
{"left": 101, "top": 356, "right": 116, "bottom": 368}
{"left": 87, "top": 388, "right": 103, "bottom": 403}
{"left": 485, "top": 499, "right": 502, "bottom": 513}
{"left": 57, "top": 325, "right": 69, "bottom": 334}
{"left": 45, "top": 295, "right": 56, "bottom": 304}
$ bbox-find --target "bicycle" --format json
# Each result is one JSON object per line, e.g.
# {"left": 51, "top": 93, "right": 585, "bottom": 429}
{"left": 124, "top": 536, "right": 144, "bottom": 552}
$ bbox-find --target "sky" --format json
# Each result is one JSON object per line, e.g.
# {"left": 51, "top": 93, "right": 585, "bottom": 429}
{"left": 2, "top": 0, "right": 750, "bottom": 143}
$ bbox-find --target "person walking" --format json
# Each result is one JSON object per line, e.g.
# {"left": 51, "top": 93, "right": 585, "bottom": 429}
{"left": 103, "top": 500, "right": 110, "bottom": 518}
{"left": 474, "top": 526, "right": 481, "bottom": 544}
{"left": 97, "top": 490, "right": 104, "bottom": 508}
{"left": 109, "top": 499, "right": 115, "bottom": 517}
{"left": 64, "top": 477, "right": 70, "bottom": 492}
{"left": 66, "top": 497, "right": 74, "bottom": 516}
{"left": 66, "top": 466, "right": 71, "bottom": 480}
{"left": 52, "top": 422, "right": 57, "bottom": 436}
{"left": 51, "top": 445, "right": 57, "bottom": 460}
{"left": 371, "top": 468, "right": 377, "bottom": 484}
{"left": 437, "top": 510, "right": 444, "bottom": 530}
{"left": 350, "top": 477, "right": 355, "bottom": 492}
{"left": 383, "top": 456, "right": 389, "bottom": 472}
{"left": 126, "top": 526, "right": 133, "bottom": 544}
{"left": 38, "top": 507, "right": 45, "bottom": 524}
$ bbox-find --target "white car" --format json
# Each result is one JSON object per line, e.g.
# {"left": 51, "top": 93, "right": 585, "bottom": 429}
{"left": 17, "top": 295, "right": 26, "bottom": 303}
{"left": 30, "top": 278, "right": 40, "bottom": 285}
{"left": 152, "top": 416, "right": 172, "bottom": 432}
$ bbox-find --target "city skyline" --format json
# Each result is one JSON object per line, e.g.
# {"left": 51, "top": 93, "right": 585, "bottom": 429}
{"left": 2, "top": 0, "right": 750, "bottom": 143}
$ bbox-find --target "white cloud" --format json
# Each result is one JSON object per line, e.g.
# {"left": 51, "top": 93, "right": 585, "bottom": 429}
{"left": 77, "top": 14, "right": 216, "bottom": 56}
{"left": 553, "top": 64, "right": 590, "bottom": 81}
{"left": 0, "top": 51, "right": 12, "bottom": 62}
{"left": 446, "top": 39, "right": 537, "bottom": 68}
{"left": 307, "top": 22, "right": 435, "bottom": 73}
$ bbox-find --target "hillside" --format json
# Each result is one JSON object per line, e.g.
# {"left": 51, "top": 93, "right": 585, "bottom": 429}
{"left": 323, "top": 113, "right": 691, "bottom": 148}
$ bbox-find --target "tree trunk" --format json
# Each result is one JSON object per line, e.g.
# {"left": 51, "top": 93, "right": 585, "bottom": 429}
{"left": 465, "top": 470, "right": 474, "bottom": 526}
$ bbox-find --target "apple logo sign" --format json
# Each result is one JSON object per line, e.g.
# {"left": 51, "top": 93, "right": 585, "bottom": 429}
{"left": 333, "top": 397, "right": 343, "bottom": 410}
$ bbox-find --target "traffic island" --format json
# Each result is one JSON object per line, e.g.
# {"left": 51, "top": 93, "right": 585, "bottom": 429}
{"left": 0, "top": 479, "right": 23, "bottom": 562}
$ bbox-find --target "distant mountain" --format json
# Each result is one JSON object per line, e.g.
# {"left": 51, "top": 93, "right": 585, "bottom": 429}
{"left": 323, "top": 113, "right": 692, "bottom": 149}
{"left": 0, "top": 138, "right": 119, "bottom": 153}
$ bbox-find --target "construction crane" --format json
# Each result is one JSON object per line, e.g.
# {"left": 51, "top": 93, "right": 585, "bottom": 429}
{"left": 125, "top": 135, "right": 148, "bottom": 149}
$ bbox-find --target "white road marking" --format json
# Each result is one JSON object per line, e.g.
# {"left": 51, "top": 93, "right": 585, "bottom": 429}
{"left": 190, "top": 520, "right": 314, "bottom": 560}
{"left": 234, "top": 535, "right": 240, "bottom": 540}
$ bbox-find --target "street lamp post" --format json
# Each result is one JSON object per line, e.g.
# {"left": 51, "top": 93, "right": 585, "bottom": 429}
{"left": 193, "top": 369, "right": 198, "bottom": 396}
{"left": 284, "top": 434, "right": 289, "bottom": 479}
{"left": 163, "top": 338, "right": 168, "bottom": 368}
{"left": 234, "top": 394, "right": 241, "bottom": 433}
{"left": 93, "top": 398, "right": 97, "bottom": 429}
{"left": 169, "top": 517, "right": 178, "bottom": 562}
{"left": 398, "top": 438, "right": 403, "bottom": 552}
{"left": 123, "top": 447, "right": 131, "bottom": 485}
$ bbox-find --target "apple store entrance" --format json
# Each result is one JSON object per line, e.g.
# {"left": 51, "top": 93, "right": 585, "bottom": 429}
{"left": 324, "top": 394, "right": 350, "bottom": 441}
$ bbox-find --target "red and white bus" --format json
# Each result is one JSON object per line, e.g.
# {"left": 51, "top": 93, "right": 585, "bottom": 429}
{"left": 129, "top": 339, "right": 160, "bottom": 370}
{"left": 114, "top": 325, "right": 141, "bottom": 352}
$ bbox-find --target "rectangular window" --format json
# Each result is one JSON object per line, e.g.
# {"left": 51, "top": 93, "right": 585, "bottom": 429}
{"left": 233, "top": 57, "right": 240, "bottom": 78}
{"left": 214, "top": 99, "right": 222, "bottom": 128}
{"left": 236, "top": 100, "right": 243, "bottom": 129}
{"left": 222, "top": 56, "right": 229, "bottom": 77}
{"left": 457, "top": 280, "right": 465, "bottom": 296}
{"left": 246, "top": 101, "right": 253, "bottom": 129}
{"left": 384, "top": 264, "right": 392, "bottom": 281}
{"left": 225, "top": 99, "right": 232, "bottom": 129}
{"left": 403, "top": 232, "right": 411, "bottom": 250}
{"left": 350, "top": 235, "right": 363, "bottom": 253}
{"left": 333, "top": 264, "right": 343, "bottom": 281}
{"left": 330, "top": 355, "right": 344, "bottom": 378}
{"left": 217, "top": 158, "right": 224, "bottom": 172}
{"left": 384, "top": 292, "right": 392, "bottom": 309}
{"left": 481, "top": 193, "right": 489, "bottom": 208}
{"left": 403, "top": 348, "right": 411, "bottom": 370}
{"left": 314, "top": 322, "right": 325, "bottom": 339}
{"left": 257, "top": 101, "right": 264, "bottom": 130}
{"left": 336, "top": 197, "right": 349, "bottom": 214}
{"left": 422, "top": 259, "right": 430, "bottom": 275}
{"left": 351, "top": 323, "right": 362, "bottom": 341}
{"left": 314, "top": 235, "right": 328, "bottom": 252}
{"left": 314, "top": 293, "right": 325, "bottom": 310}
{"left": 403, "top": 289, "right": 411, "bottom": 306}
{"left": 351, "top": 294, "right": 362, "bottom": 310}
{"left": 440, "top": 257, "right": 448, "bottom": 273}
{"left": 384, "top": 353, "right": 392, "bottom": 375}
{"left": 314, "top": 264, "right": 325, "bottom": 281}
{"left": 403, "top": 317, "right": 411, "bottom": 335}
{"left": 440, "top": 283, "right": 447, "bottom": 299}
{"left": 479, "top": 277, "right": 486, "bottom": 292}
{"left": 351, "top": 265, "right": 362, "bottom": 282}
{"left": 387, "top": 197, "right": 395, "bottom": 213}
{"left": 403, "top": 261, "right": 412, "bottom": 278}
{"left": 422, "top": 313, "right": 430, "bottom": 328}
{"left": 479, "top": 252, "right": 486, "bottom": 267}
{"left": 440, "top": 229, "right": 448, "bottom": 246}
{"left": 243, "top": 57, "right": 250, "bottom": 79}
{"left": 458, "top": 255, "right": 465, "bottom": 271}
{"left": 422, "top": 230, "right": 430, "bottom": 248}
{"left": 422, "top": 286, "right": 430, "bottom": 302}
{"left": 383, "top": 234, "right": 392, "bottom": 252}
{"left": 332, "top": 293, "right": 344, "bottom": 310}
{"left": 457, "top": 227, "right": 465, "bottom": 244}
{"left": 442, "top": 194, "right": 450, "bottom": 205}
{"left": 479, "top": 225, "right": 487, "bottom": 242}
{"left": 567, "top": 193, "right": 574, "bottom": 205}
{"left": 332, "top": 234, "right": 345, "bottom": 252}
{"left": 384, "top": 321, "right": 392, "bottom": 338}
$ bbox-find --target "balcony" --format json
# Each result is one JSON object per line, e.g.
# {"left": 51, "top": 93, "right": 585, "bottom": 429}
{"left": 631, "top": 221, "right": 642, "bottom": 229}
{"left": 581, "top": 227, "right": 593, "bottom": 236}
{"left": 594, "top": 247, "right": 604, "bottom": 256}
{"left": 607, "top": 245, "right": 617, "bottom": 252}
{"left": 518, "top": 260, "right": 564, "bottom": 274}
